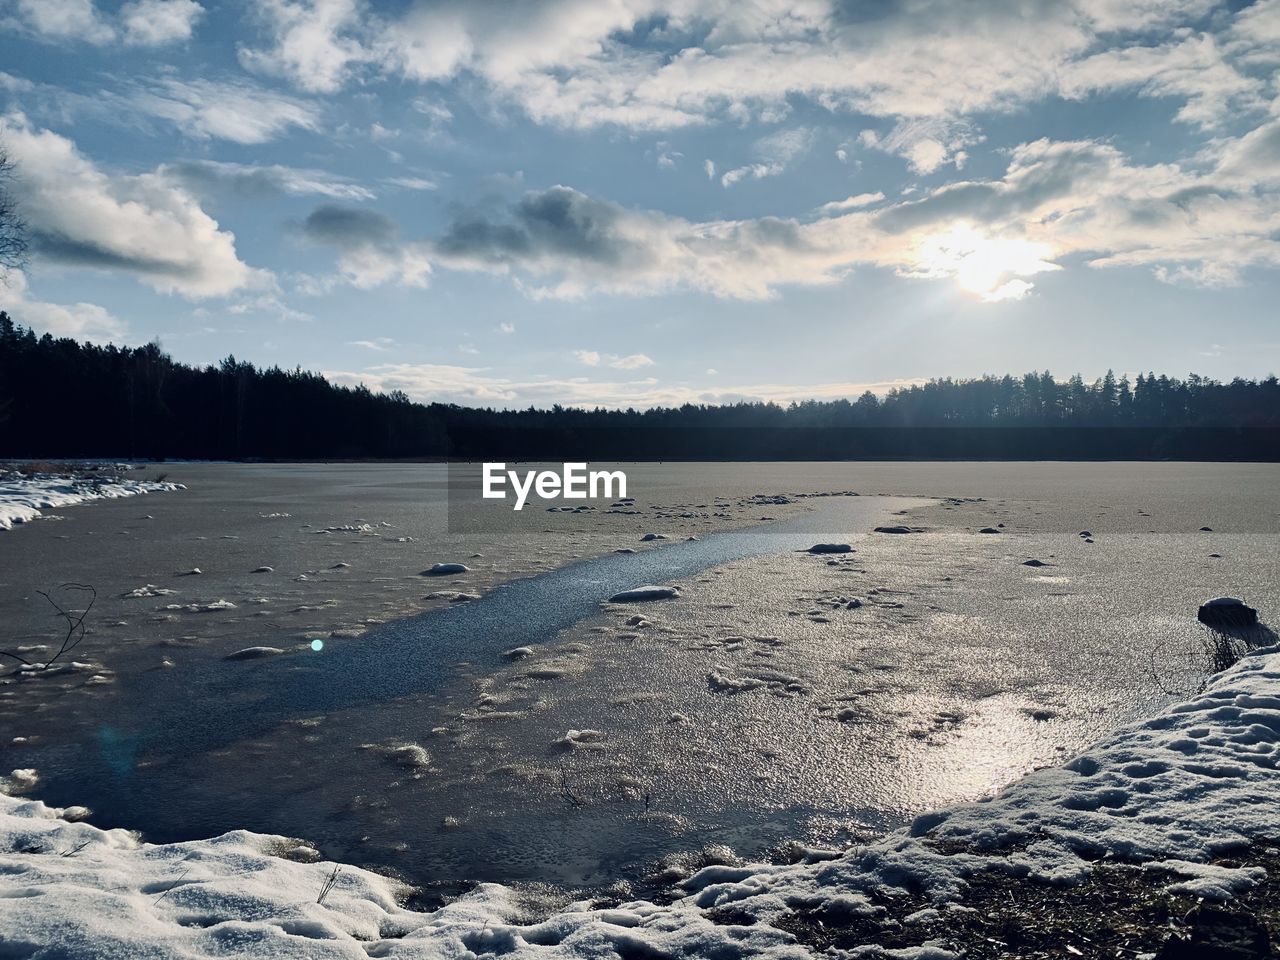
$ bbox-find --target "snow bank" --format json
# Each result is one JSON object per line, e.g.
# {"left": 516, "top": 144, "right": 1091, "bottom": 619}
{"left": 4, "top": 649, "right": 1279, "bottom": 958}
{"left": 0, "top": 471, "right": 184, "bottom": 530}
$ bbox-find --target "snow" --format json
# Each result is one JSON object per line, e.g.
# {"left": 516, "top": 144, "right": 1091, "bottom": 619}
{"left": 3, "top": 648, "right": 1280, "bottom": 958}
{"left": 0, "top": 470, "right": 184, "bottom": 530}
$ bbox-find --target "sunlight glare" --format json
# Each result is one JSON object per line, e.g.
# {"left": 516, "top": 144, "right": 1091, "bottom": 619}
{"left": 915, "top": 224, "right": 1059, "bottom": 302}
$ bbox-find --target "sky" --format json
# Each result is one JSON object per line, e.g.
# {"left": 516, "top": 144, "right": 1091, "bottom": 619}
{"left": 0, "top": 0, "right": 1277, "bottom": 408}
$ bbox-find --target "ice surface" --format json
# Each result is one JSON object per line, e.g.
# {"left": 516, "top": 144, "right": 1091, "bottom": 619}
{"left": 5, "top": 648, "right": 1277, "bottom": 957}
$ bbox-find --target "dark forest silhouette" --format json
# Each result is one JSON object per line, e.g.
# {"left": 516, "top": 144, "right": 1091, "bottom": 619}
{"left": 1, "top": 315, "right": 1278, "bottom": 461}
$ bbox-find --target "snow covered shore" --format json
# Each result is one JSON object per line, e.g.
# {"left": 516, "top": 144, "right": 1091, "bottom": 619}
{"left": 0, "top": 470, "right": 184, "bottom": 530}
{"left": 3, "top": 648, "right": 1278, "bottom": 957}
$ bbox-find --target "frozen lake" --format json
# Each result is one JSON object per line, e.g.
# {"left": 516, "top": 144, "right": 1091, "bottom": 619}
{"left": 3, "top": 461, "right": 1278, "bottom": 894}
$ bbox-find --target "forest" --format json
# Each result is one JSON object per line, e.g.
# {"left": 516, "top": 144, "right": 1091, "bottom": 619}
{"left": 2, "top": 315, "right": 1278, "bottom": 461}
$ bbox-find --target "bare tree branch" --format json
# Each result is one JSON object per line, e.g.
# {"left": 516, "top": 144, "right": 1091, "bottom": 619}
{"left": 1, "top": 583, "right": 96, "bottom": 677}
{"left": 0, "top": 144, "right": 29, "bottom": 278}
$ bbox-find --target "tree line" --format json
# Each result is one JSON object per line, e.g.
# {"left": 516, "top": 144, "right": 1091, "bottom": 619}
{"left": 1, "top": 316, "right": 1277, "bottom": 460}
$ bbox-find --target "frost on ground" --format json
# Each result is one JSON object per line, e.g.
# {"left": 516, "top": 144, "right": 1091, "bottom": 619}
{"left": 3, "top": 648, "right": 1280, "bottom": 958}
{"left": 0, "top": 468, "right": 184, "bottom": 530}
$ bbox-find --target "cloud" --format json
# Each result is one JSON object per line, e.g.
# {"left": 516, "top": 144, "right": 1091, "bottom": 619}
{"left": 609, "top": 353, "right": 654, "bottom": 369}
{"left": 434, "top": 186, "right": 654, "bottom": 278}
{"left": 348, "top": 337, "right": 395, "bottom": 351}
{"left": 857, "top": 119, "right": 981, "bottom": 174}
{"left": 720, "top": 127, "right": 814, "bottom": 188}
{"left": 298, "top": 203, "right": 431, "bottom": 288}
{"left": 122, "top": 78, "right": 320, "bottom": 144}
{"left": 498, "top": 321, "right": 515, "bottom": 333}
{"left": 429, "top": 185, "right": 846, "bottom": 300}
{"left": 234, "top": 0, "right": 1256, "bottom": 145}
{"left": 120, "top": 0, "right": 203, "bottom": 45}
{"left": 239, "top": 0, "right": 370, "bottom": 94}
{"left": 654, "top": 141, "right": 682, "bottom": 169}
{"left": 876, "top": 134, "right": 1280, "bottom": 289}
{"left": 816, "top": 192, "right": 885, "bottom": 215}
{"left": 1059, "top": 34, "right": 1263, "bottom": 128}
{"left": 1214, "top": 117, "right": 1280, "bottom": 185}
{"left": 161, "top": 160, "right": 374, "bottom": 200}
{"left": 10, "top": 0, "right": 113, "bottom": 44}
{"left": 385, "top": 176, "right": 438, "bottom": 191}
{"left": 226, "top": 291, "right": 314, "bottom": 323}
{"left": 0, "top": 114, "right": 262, "bottom": 298}
{"left": 296, "top": 116, "right": 1280, "bottom": 303}
{"left": 0, "top": 270, "right": 125, "bottom": 339}
{"left": 573, "top": 349, "right": 654, "bottom": 369}
{"left": 324, "top": 361, "right": 928, "bottom": 409}
{"left": 8, "top": 0, "right": 203, "bottom": 46}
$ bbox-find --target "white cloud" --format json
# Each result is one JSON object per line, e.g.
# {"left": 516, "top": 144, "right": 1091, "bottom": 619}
{"left": 9, "top": 0, "right": 203, "bottom": 46}
{"left": 239, "top": 0, "right": 370, "bottom": 94}
{"left": 12, "top": 0, "right": 113, "bottom": 44}
{"left": 385, "top": 176, "right": 438, "bottom": 191}
{"left": 123, "top": 78, "right": 320, "bottom": 144}
{"left": 120, "top": 0, "right": 203, "bottom": 46}
{"left": 720, "top": 126, "right": 814, "bottom": 188}
{"left": 574, "top": 349, "right": 654, "bottom": 369}
{"left": 609, "top": 353, "right": 654, "bottom": 369}
{"left": 817, "top": 192, "right": 885, "bottom": 215}
{"left": 857, "top": 119, "right": 980, "bottom": 174}
{"left": 1060, "top": 34, "right": 1263, "bottom": 128}
{"left": 227, "top": 292, "right": 313, "bottom": 323}
{"left": 498, "top": 322, "right": 515, "bottom": 334}
{"left": 222, "top": 0, "right": 1277, "bottom": 177}
{"left": 0, "top": 114, "right": 263, "bottom": 298}
{"left": 0, "top": 270, "right": 126, "bottom": 339}
{"left": 654, "top": 141, "right": 682, "bottom": 169}
{"left": 348, "top": 337, "right": 395, "bottom": 351}
{"left": 324, "top": 361, "right": 928, "bottom": 409}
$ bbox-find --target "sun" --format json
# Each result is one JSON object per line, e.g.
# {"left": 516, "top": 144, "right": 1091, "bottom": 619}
{"left": 915, "top": 224, "right": 1059, "bottom": 302}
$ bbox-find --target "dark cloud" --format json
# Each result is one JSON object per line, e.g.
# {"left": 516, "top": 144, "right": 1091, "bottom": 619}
{"left": 31, "top": 232, "right": 199, "bottom": 280}
{"left": 301, "top": 204, "right": 400, "bottom": 250}
{"left": 437, "top": 186, "right": 638, "bottom": 268}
